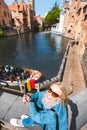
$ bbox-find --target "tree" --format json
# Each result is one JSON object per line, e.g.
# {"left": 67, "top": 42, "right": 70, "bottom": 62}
{"left": 45, "top": 5, "right": 60, "bottom": 25}
{"left": 0, "top": 27, "right": 4, "bottom": 36}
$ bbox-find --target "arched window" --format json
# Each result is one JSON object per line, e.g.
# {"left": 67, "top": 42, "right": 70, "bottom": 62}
{"left": 83, "top": 5, "right": 87, "bottom": 14}
{"left": 2, "top": 19, "right": 5, "bottom": 26}
{"left": 3, "top": 11, "right": 7, "bottom": 17}
{"left": 84, "top": 14, "right": 87, "bottom": 21}
{"left": 77, "top": 8, "right": 81, "bottom": 16}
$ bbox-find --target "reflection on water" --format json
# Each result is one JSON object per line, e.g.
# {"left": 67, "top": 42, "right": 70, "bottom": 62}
{"left": 0, "top": 32, "right": 69, "bottom": 79}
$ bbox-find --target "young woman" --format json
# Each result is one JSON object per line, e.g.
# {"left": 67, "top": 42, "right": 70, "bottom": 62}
{"left": 10, "top": 82, "right": 68, "bottom": 130}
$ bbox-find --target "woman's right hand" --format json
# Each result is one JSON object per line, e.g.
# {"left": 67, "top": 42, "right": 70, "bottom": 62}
{"left": 23, "top": 94, "right": 31, "bottom": 103}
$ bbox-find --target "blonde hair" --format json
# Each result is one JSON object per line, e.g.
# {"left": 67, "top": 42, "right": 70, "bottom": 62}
{"left": 52, "top": 82, "right": 68, "bottom": 106}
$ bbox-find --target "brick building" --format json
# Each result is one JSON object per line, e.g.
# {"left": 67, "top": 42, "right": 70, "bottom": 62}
{"left": 33, "top": 15, "right": 44, "bottom": 31}
{"left": 63, "top": 0, "right": 87, "bottom": 45}
{"left": 8, "top": 0, "right": 35, "bottom": 31}
{"left": 0, "top": 0, "right": 11, "bottom": 27}
{"left": 27, "top": 2, "right": 34, "bottom": 30}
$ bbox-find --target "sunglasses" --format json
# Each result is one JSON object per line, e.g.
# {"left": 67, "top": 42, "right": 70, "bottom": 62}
{"left": 47, "top": 87, "right": 60, "bottom": 98}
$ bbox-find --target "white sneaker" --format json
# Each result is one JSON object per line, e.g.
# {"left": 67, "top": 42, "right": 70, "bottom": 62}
{"left": 21, "top": 115, "right": 29, "bottom": 119}
{"left": 10, "top": 118, "right": 24, "bottom": 127}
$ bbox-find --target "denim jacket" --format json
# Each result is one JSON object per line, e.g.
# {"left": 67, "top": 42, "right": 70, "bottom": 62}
{"left": 22, "top": 91, "right": 67, "bottom": 130}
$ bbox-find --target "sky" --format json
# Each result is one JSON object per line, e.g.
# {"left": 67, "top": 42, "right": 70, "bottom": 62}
{"left": 4, "top": 0, "right": 63, "bottom": 17}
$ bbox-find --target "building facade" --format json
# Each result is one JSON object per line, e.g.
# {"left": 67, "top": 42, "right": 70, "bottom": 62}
{"left": 33, "top": 15, "right": 44, "bottom": 31}
{"left": 0, "top": 0, "right": 11, "bottom": 27}
{"left": 27, "top": 1, "right": 34, "bottom": 30}
{"left": 63, "top": 0, "right": 87, "bottom": 44}
{"left": 8, "top": 0, "right": 35, "bottom": 31}
{"left": 28, "top": 0, "right": 35, "bottom": 16}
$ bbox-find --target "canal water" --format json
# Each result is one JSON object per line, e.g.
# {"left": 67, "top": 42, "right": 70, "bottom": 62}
{"left": 0, "top": 32, "right": 69, "bottom": 79}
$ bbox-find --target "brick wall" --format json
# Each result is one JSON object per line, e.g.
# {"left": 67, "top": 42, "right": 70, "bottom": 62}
{"left": 0, "top": 0, "right": 11, "bottom": 26}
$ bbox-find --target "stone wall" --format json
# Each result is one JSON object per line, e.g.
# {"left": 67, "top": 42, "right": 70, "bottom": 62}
{"left": 68, "top": 88, "right": 87, "bottom": 130}
{"left": 82, "top": 47, "right": 87, "bottom": 86}
{"left": 3, "top": 28, "right": 17, "bottom": 36}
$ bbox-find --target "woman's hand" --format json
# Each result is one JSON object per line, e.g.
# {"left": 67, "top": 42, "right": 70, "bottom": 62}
{"left": 23, "top": 94, "right": 31, "bottom": 103}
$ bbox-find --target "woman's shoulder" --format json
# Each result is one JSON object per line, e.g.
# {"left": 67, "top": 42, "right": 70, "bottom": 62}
{"left": 54, "top": 102, "right": 66, "bottom": 110}
{"left": 39, "top": 90, "right": 46, "bottom": 96}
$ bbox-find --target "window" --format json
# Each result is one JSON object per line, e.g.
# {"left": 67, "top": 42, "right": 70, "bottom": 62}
{"left": 83, "top": 5, "right": 87, "bottom": 14}
{"left": 2, "top": 19, "right": 5, "bottom": 25}
{"left": 68, "top": 29, "right": 71, "bottom": 33}
{"left": 84, "top": 14, "right": 87, "bottom": 21}
{"left": 3, "top": 11, "right": 7, "bottom": 17}
{"left": 7, "top": 12, "right": 9, "bottom": 17}
{"left": 77, "top": 8, "right": 81, "bottom": 16}
{"left": 0, "top": 0, "right": 1, "bottom": 5}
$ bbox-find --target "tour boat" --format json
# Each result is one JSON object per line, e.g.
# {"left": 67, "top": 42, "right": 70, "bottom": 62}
{"left": 0, "top": 65, "right": 45, "bottom": 91}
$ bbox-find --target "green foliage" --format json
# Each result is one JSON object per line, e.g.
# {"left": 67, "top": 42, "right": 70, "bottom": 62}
{"left": 45, "top": 5, "right": 60, "bottom": 25}
{"left": 0, "top": 27, "right": 4, "bottom": 36}
{"left": 38, "top": 25, "right": 42, "bottom": 32}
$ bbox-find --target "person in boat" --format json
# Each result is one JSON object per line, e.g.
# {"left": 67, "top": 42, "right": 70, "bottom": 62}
{"left": 25, "top": 69, "right": 45, "bottom": 83}
{"left": 10, "top": 82, "right": 68, "bottom": 130}
{"left": 0, "top": 64, "right": 5, "bottom": 80}
{"left": 11, "top": 67, "right": 24, "bottom": 81}
{"left": 0, "top": 65, "right": 44, "bottom": 83}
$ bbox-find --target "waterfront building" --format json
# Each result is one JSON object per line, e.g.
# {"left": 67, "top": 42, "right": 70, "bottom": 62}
{"left": 8, "top": 0, "right": 35, "bottom": 31}
{"left": 28, "top": 0, "right": 35, "bottom": 16}
{"left": 0, "top": 0, "right": 11, "bottom": 27}
{"left": 27, "top": 1, "right": 34, "bottom": 30}
{"left": 63, "top": 0, "right": 87, "bottom": 44}
{"left": 51, "top": 0, "right": 87, "bottom": 45}
{"left": 51, "top": 12, "right": 65, "bottom": 35}
{"left": 63, "top": 0, "right": 87, "bottom": 90}
{"left": 51, "top": 0, "right": 65, "bottom": 35}
{"left": 33, "top": 15, "right": 44, "bottom": 31}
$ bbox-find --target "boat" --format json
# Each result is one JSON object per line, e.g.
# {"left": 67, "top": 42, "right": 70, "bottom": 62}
{"left": 0, "top": 64, "right": 45, "bottom": 91}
